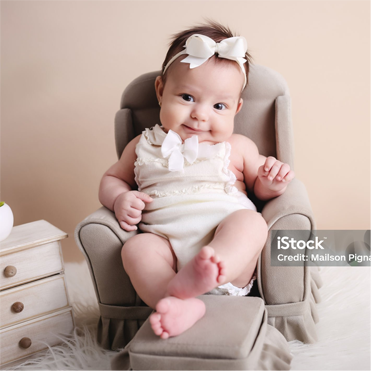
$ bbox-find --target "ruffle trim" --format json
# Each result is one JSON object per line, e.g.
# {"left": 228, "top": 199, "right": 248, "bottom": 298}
{"left": 267, "top": 267, "right": 322, "bottom": 344}
{"left": 97, "top": 316, "right": 147, "bottom": 351}
{"left": 147, "top": 183, "right": 226, "bottom": 198}
{"left": 135, "top": 154, "right": 225, "bottom": 168}
{"left": 223, "top": 141, "right": 239, "bottom": 195}
{"left": 206, "top": 273, "right": 256, "bottom": 296}
{"left": 257, "top": 324, "right": 293, "bottom": 370}
{"left": 96, "top": 302, "right": 153, "bottom": 350}
{"left": 143, "top": 128, "right": 156, "bottom": 146}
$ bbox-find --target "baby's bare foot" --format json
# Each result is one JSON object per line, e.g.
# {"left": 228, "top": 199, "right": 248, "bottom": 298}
{"left": 166, "top": 246, "right": 226, "bottom": 299}
{"left": 149, "top": 296, "right": 206, "bottom": 339}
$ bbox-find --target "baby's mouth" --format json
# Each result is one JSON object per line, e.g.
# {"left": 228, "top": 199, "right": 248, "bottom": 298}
{"left": 183, "top": 125, "right": 205, "bottom": 132}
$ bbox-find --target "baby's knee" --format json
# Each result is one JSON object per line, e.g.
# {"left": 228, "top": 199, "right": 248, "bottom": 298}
{"left": 252, "top": 212, "right": 268, "bottom": 244}
{"left": 121, "top": 234, "right": 142, "bottom": 262}
{"left": 239, "top": 209, "right": 267, "bottom": 229}
{"left": 254, "top": 212, "right": 268, "bottom": 234}
{"left": 241, "top": 210, "right": 268, "bottom": 244}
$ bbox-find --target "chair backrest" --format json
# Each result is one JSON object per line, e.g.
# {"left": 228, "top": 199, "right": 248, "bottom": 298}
{"left": 115, "top": 64, "right": 294, "bottom": 168}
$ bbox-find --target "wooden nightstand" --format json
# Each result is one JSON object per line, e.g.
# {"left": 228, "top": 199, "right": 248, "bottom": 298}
{"left": 0, "top": 220, "right": 74, "bottom": 366}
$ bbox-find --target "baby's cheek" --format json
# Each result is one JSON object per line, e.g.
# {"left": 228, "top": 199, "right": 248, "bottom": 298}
{"left": 215, "top": 125, "right": 234, "bottom": 141}
{"left": 159, "top": 110, "right": 172, "bottom": 128}
{"left": 163, "top": 107, "right": 181, "bottom": 124}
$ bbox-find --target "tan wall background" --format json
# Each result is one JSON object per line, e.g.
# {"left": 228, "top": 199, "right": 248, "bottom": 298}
{"left": 1, "top": 0, "right": 369, "bottom": 262}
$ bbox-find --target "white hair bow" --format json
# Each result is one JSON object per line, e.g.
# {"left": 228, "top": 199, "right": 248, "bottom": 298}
{"left": 163, "top": 34, "right": 248, "bottom": 89}
{"left": 161, "top": 130, "right": 198, "bottom": 172}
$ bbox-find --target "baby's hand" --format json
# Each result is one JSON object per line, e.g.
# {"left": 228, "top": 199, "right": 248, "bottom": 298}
{"left": 113, "top": 191, "right": 153, "bottom": 232}
{"left": 258, "top": 157, "right": 295, "bottom": 191}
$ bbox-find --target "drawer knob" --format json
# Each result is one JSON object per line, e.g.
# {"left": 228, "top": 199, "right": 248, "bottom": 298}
{"left": 19, "top": 337, "right": 32, "bottom": 349}
{"left": 4, "top": 265, "right": 17, "bottom": 277}
{"left": 11, "top": 302, "right": 24, "bottom": 313}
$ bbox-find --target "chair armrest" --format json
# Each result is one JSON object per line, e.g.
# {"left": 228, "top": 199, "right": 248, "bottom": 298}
{"left": 258, "top": 179, "right": 316, "bottom": 305}
{"left": 74, "top": 206, "right": 138, "bottom": 306}
{"left": 75, "top": 206, "right": 137, "bottom": 246}
{"left": 261, "top": 178, "right": 315, "bottom": 230}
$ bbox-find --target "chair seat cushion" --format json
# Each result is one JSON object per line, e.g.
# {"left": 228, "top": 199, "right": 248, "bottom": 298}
{"left": 111, "top": 295, "right": 292, "bottom": 370}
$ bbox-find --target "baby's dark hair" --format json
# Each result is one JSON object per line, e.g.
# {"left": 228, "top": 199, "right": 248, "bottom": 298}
{"left": 161, "top": 20, "right": 253, "bottom": 91}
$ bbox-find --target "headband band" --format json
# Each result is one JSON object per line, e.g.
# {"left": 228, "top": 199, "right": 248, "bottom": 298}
{"left": 163, "top": 34, "right": 248, "bottom": 89}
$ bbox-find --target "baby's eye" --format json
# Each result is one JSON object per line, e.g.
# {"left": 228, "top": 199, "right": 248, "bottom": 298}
{"left": 214, "top": 103, "right": 226, "bottom": 110}
{"left": 181, "top": 94, "right": 194, "bottom": 102}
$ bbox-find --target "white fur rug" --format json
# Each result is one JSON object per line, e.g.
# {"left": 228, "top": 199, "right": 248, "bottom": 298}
{"left": 6, "top": 261, "right": 370, "bottom": 370}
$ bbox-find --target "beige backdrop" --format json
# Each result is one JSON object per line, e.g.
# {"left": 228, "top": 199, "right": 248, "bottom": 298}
{"left": 1, "top": 0, "right": 370, "bottom": 262}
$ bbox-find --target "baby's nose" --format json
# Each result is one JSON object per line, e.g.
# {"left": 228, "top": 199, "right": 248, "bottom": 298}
{"left": 191, "top": 104, "right": 209, "bottom": 121}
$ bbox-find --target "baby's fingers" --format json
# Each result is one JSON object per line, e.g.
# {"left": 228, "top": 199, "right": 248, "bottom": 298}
{"left": 282, "top": 170, "right": 295, "bottom": 183}
{"left": 267, "top": 162, "right": 282, "bottom": 181}
{"left": 133, "top": 191, "right": 153, "bottom": 203}
{"left": 124, "top": 214, "right": 141, "bottom": 225}
{"left": 131, "top": 192, "right": 153, "bottom": 210}
{"left": 128, "top": 208, "right": 141, "bottom": 218}
{"left": 263, "top": 157, "right": 277, "bottom": 174}
{"left": 119, "top": 220, "right": 138, "bottom": 232}
{"left": 276, "top": 164, "right": 291, "bottom": 181}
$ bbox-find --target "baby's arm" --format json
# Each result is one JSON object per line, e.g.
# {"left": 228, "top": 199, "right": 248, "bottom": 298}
{"left": 98, "top": 135, "right": 152, "bottom": 231}
{"left": 236, "top": 135, "right": 295, "bottom": 201}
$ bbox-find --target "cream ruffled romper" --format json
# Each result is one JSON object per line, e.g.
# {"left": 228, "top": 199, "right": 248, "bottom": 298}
{"left": 134, "top": 125, "right": 257, "bottom": 296}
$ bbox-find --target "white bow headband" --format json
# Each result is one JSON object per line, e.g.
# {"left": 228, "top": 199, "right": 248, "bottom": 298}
{"left": 163, "top": 34, "right": 248, "bottom": 89}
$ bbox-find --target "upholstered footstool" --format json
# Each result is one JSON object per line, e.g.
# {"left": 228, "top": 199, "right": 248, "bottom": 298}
{"left": 111, "top": 295, "right": 292, "bottom": 370}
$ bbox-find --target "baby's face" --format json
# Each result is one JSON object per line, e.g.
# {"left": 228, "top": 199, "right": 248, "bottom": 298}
{"left": 155, "top": 58, "right": 244, "bottom": 144}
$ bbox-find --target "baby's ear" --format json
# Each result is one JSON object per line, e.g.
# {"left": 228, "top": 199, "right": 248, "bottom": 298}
{"left": 155, "top": 76, "right": 164, "bottom": 100}
{"left": 236, "top": 98, "right": 243, "bottom": 114}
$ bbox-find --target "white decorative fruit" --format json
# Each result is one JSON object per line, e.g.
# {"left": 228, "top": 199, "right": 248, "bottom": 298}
{"left": 0, "top": 202, "right": 14, "bottom": 241}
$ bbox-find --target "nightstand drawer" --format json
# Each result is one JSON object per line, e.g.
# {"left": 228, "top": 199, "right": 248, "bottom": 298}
{"left": 1, "top": 275, "right": 69, "bottom": 329}
{"left": 0, "top": 242, "right": 63, "bottom": 290}
{"left": 0, "top": 308, "right": 74, "bottom": 366}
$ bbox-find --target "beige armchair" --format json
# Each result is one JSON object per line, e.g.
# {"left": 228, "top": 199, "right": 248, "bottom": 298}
{"left": 75, "top": 65, "right": 322, "bottom": 355}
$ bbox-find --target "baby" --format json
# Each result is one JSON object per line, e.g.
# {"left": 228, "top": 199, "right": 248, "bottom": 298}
{"left": 99, "top": 21, "right": 294, "bottom": 340}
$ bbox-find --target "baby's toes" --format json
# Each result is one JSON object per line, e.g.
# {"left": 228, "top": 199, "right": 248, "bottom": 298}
{"left": 153, "top": 325, "right": 164, "bottom": 336}
{"left": 199, "top": 246, "right": 214, "bottom": 260}
{"left": 149, "top": 312, "right": 161, "bottom": 324}
{"left": 210, "top": 253, "right": 221, "bottom": 264}
{"left": 149, "top": 313, "right": 164, "bottom": 335}
{"left": 218, "top": 260, "right": 226, "bottom": 271}
{"left": 150, "top": 319, "right": 162, "bottom": 332}
{"left": 219, "top": 266, "right": 226, "bottom": 277}
{"left": 217, "top": 262, "right": 226, "bottom": 282}
{"left": 160, "top": 331, "right": 170, "bottom": 340}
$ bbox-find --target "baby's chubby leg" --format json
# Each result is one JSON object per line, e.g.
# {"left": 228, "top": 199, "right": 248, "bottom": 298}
{"left": 121, "top": 233, "right": 176, "bottom": 309}
{"left": 121, "top": 233, "right": 206, "bottom": 339}
{"left": 164, "top": 210, "right": 266, "bottom": 300}
{"left": 208, "top": 209, "right": 268, "bottom": 288}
